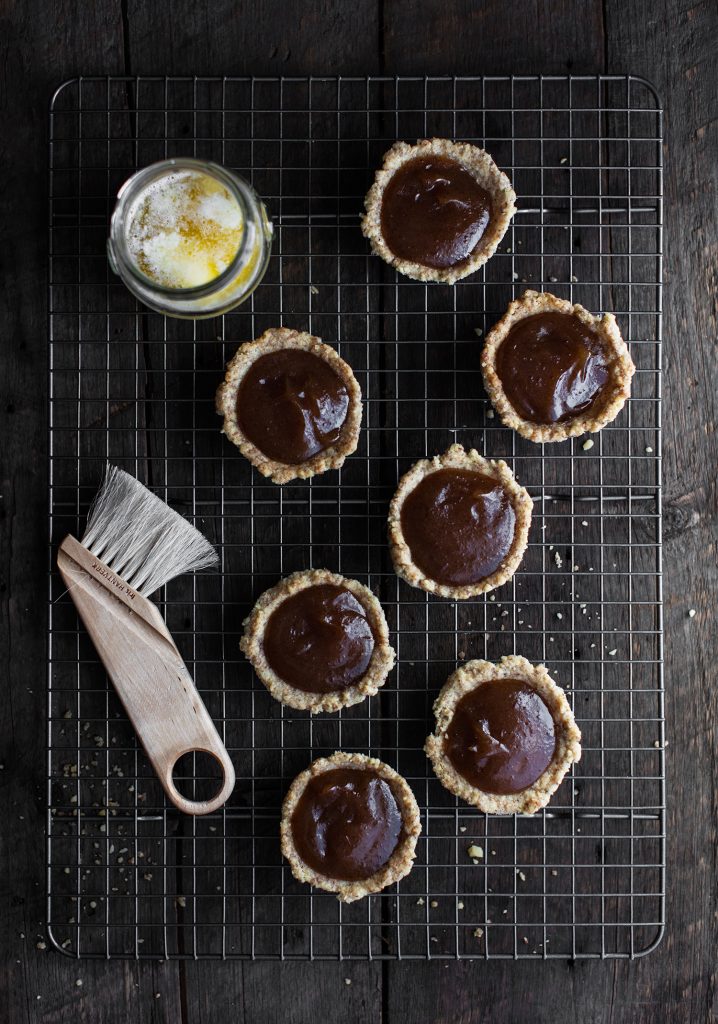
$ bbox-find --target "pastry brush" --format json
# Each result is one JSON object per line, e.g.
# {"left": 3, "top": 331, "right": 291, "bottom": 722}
{"left": 56, "top": 465, "right": 235, "bottom": 815}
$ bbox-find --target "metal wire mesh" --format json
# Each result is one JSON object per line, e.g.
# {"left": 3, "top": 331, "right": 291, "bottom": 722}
{"left": 47, "top": 75, "right": 664, "bottom": 960}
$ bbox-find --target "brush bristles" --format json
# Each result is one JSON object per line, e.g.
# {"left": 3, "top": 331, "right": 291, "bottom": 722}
{"left": 81, "top": 465, "right": 219, "bottom": 597}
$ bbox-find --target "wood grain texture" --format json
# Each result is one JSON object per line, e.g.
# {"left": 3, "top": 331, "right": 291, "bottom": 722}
{"left": 1, "top": 0, "right": 716, "bottom": 1022}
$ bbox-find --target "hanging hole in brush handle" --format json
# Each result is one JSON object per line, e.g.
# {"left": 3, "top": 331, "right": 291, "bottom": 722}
{"left": 165, "top": 748, "right": 236, "bottom": 817}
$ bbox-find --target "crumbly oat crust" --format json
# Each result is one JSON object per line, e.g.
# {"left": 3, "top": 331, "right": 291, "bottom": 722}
{"left": 280, "top": 751, "right": 421, "bottom": 902}
{"left": 425, "top": 655, "right": 581, "bottom": 815}
{"left": 361, "top": 138, "right": 517, "bottom": 284}
{"left": 215, "top": 327, "right": 362, "bottom": 483}
{"left": 240, "top": 569, "right": 395, "bottom": 714}
{"left": 387, "top": 443, "right": 532, "bottom": 600}
{"left": 480, "top": 290, "right": 635, "bottom": 443}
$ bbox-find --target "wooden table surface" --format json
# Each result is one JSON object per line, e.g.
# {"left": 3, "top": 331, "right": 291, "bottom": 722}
{"left": 2, "top": 1, "right": 717, "bottom": 1021}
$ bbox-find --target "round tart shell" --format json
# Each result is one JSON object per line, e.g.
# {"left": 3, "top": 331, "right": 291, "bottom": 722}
{"left": 240, "top": 569, "right": 395, "bottom": 714}
{"left": 425, "top": 655, "right": 582, "bottom": 815}
{"left": 480, "top": 290, "right": 635, "bottom": 443}
{"left": 361, "top": 138, "right": 517, "bottom": 284}
{"left": 215, "top": 327, "right": 363, "bottom": 483}
{"left": 280, "top": 751, "right": 421, "bottom": 902}
{"left": 388, "top": 443, "right": 532, "bottom": 600}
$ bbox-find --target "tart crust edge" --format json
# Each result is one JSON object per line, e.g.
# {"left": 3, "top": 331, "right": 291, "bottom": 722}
{"left": 280, "top": 751, "right": 422, "bottom": 902}
{"left": 387, "top": 443, "right": 533, "bottom": 599}
{"left": 480, "top": 290, "right": 636, "bottom": 443}
{"left": 216, "top": 327, "right": 363, "bottom": 483}
{"left": 425, "top": 655, "right": 582, "bottom": 815}
{"left": 240, "top": 568, "right": 396, "bottom": 714}
{"left": 361, "top": 138, "right": 517, "bottom": 284}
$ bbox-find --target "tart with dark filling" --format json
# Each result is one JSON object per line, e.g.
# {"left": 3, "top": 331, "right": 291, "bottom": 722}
{"left": 425, "top": 655, "right": 581, "bottom": 815}
{"left": 240, "top": 569, "right": 395, "bottom": 713}
{"left": 481, "top": 290, "right": 635, "bottom": 443}
{"left": 361, "top": 138, "right": 516, "bottom": 284}
{"left": 280, "top": 751, "right": 421, "bottom": 902}
{"left": 216, "top": 327, "right": 362, "bottom": 483}
{"left": 388, "top": 443, "right": 532, "bottom": 600}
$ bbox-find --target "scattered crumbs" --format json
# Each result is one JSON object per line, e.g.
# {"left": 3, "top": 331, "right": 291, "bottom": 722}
{"left": 551, "top": 869, "right": 558, "bottom": 877}
{"left": 474, "top": 327, "right": 483, "bottom": 338}
{"left": 688, "top": 609, "right": 697, "bottom": 618}
{"left": 154, "top": 993, "right": 161, "bottom": 999}
{"left": 517, "top": 870, "right": 526, "bottom": 882}
{"left": 608, "top": 649, "right": 617, "bottom": 657}
{"left": 416, "top": 897, "right": 425, "bottom": 906}
{"left": 581, "top": 520, "right": 588, "bottom": 527}
{"left": 36, "top": 941, "right": 46, "bottom": 951}
{"left": 573, "top": 564, "right": 579, "bottom": 572}
{"left": 486, "top": 408, "right": 495, "bottom": 419}
{"left": 582, "top": 439, "right": 594, "bottom": 451}
{"left": 75, "top": 979, "right": 83, "bottom": 988}
{"left": 175, "top": 895, "right": 186, "bottom": 908}
{"left": 590, "top": 643, "right": 596, "bottom": 648}
{"left": 645, "top": 446, "right": 653, "bottom": 453}
{"left": 523, "top": 936, "right": 529, "bottom": 945}
{"left": 506, "top": 247, "right": 512, "bottom": 253}
{"left": 457, "top": 901, "right": 465, "bottom": 910}
{"left": 653, "top": 740, "right": 662, "bottom": 748}
{"left": 549, "top": 275, "right": 558, "bottom": 282}
{"left": 467, "top": 844, "right": 484, "bottom": 860}
{"left": 430, "top": 900, "right": 438, "bottom": 909}
{"left": 473, "top": 927, "right": 484, "bottom": 939}
{"left": 554, "top": 551, "right": 562, "bottom": 568}
{"left": 459, "top": 826, "right": 467, "bottom": 833}
{"left": 309, "top": 284, "right": 319, "bottom": 295}
{"left": 556, "top": 612, "right": 563, "bottom": 620}
{"left": 560, "top": 156, "right": 568, "bottom": 164}
{"left": 549, "top": 544, "right": 554, "bottom": 551}
{"left": 458, "top": 650, "right": 466, "bottom": 660}
{"left": 489, "top": 595, "right": 496, "bottom": 602}
{"left": 344, "top": 978, "right": 351, "bottom": 986}
{"left": 491, "top": 850, "right": 496, "bottom": 856}
{"left": 570, "top": 274, "right": 578, "bottom": 282}
{"left": 512, "top": 271, "right": 519, "bottom": 281}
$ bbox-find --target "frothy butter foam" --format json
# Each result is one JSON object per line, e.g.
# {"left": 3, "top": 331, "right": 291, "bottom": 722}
{"left": 127, "top": 170, "right": 244, "bottom": 288}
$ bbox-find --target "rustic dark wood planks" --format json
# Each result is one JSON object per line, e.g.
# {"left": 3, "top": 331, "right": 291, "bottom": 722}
{"left": 1, "top": 1, "right": 717, "bottom": 1023}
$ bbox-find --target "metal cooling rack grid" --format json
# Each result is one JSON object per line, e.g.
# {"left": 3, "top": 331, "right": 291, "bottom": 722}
{"left": 48, "top": 75, "right": 664, "bottom": 959}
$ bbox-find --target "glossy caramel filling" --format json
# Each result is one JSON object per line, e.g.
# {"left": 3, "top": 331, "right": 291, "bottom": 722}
{"left": 444, "top": 680, "right": 557, "bottom": 795}
{"left": 291, "top": 767, "right": 403, "bottom": 881}
{"left": 263, "top": 584, "right": 375, "bottom": 694}
{"left": 380, "top": 155, "right": 492, "bottom": 269}
{"left": 495, "top": 312, "right": 611, "bottom": 424}
{"left": 237, "top": 349, "right": 349, "bottom": 464}
{"left": 399, "top": 468, "right": 516, "bottom": 587}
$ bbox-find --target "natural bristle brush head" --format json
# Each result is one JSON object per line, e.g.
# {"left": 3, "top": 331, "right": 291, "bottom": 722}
{"left": 81, "top": 465, "right": 219, "bottom": 597}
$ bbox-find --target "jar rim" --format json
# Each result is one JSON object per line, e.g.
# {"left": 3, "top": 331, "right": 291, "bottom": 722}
{"left": 109, "top": 158, "right": 257, "bottom": 298}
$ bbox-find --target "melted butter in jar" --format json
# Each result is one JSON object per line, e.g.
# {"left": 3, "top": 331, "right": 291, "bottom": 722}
{"left": 237, "top": 349, "right": 349, "bottom": 465}
{"left": 291, "top": 767, "right": 403, "bottom": 880}
{"left": 380, "top": 155, "right": 492, "bottom": 269}
{"left": 263, "top": 584, "right": 375, "bottom": 693}
{"left": 126, "top": 170, "right": 248, "bottom": 289}
{"left": 400, "top": 468, "right": 516, "bottom": 587}
{"left": 444, "top": 680, "right": 556, "bottom": 794}
{"left": 495, "top": 312, "right": 611, "bottom": 424}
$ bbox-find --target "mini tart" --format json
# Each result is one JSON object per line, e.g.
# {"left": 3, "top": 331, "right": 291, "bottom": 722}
{"left": 215, "top": 327, "right": 362, "bottom": 483}
{"left": 388, "top": 443, "right": 532, "bottom": 600}
{"left": 240, "top": 569, "right": 395, "bottom": 714}
{"left": 361, "top": 138, "right": 517, "bottom": 284}
{"left": 280, "top": 751, "right": 421, "bottom": 902}
{"left": 481, "top": 290, "right": 635, "bottom": 443}
{"left": 425, "top": 656, "right": 582, "bottom": 815}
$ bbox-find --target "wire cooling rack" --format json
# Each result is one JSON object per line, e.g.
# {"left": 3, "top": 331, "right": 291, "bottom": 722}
{"left": 48, "top": 75, "right": 664, "bottom": 959}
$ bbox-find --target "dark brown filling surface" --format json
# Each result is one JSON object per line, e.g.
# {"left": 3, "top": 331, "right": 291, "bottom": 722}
{"left": 380, "top": 155, "right": 492, "bottom": 269}
{"left": 399, "top": 468, "right": 516, "bottom": 587}
{"left": 444, "top": 680, "right": 557, "bottom": 795}
{"left": 237, "top": 349, "right": 349, "bottom": 464}
{"left": 263, "top": 584, "right": 375, "bottom": 694}
{"left": 495, "top": 312, "right": 611, "bottom": 424}
{"left": 291, "top": 767, "right": 404, "bottom": 881}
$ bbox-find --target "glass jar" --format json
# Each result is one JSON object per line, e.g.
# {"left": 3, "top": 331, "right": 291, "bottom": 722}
{"left": 107, "top": 158, "right": 272, "bottom": 319}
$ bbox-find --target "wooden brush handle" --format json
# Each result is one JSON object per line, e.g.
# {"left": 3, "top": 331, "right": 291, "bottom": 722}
{"left": 57, "top": 534, "right": 236, "bottom": 816}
